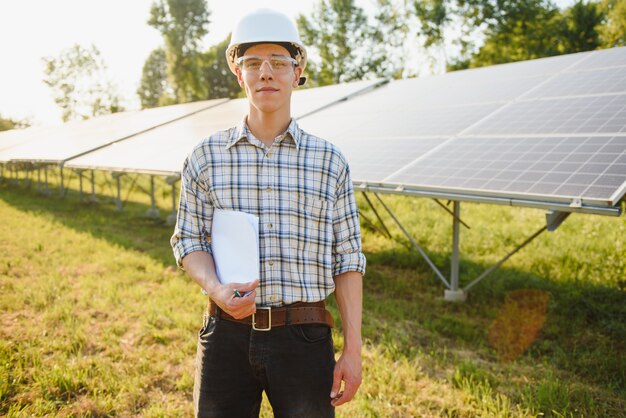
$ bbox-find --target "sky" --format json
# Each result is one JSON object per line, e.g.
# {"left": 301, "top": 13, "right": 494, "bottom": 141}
{"left": 0, "top": 0, "right": 315, "bottom": 126}
{"left": 0, "top": 0, "right": 575, "bottom": 127}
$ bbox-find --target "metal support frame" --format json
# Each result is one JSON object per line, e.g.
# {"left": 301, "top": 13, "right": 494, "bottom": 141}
{"left": 146, "top": 175, "right": 160, "bottom": 218}
{"left": 42, "top": 165, "right": 51, "bottom": 196}
{"left": 36, "top": 166, "right": 41, "bottom": 193}
{"left": 463, "top": 225, "right": 548, "bottom": 292}
{"left": 362, "top": 192, "right": 393, "bottom": 239}
{"left": 9, "top": 164, "right": 18, "bottom": 185}
{"left": 373, "top": 193, "right": 560, "bottom": 302}
{"left": 374, "top": 193, "right": 451, "bottom": 288}
{"left": 76, "top": 169, "right": 85, "bottom": 201}
{"left": 112, "top": 172, "right": 123, "bottom": 211}
{"left": 90, "top": 170, "right": 98, "bottom": 202}
{"left": 59, "top": 165, "right": 65, "bottom": 197}
{"left": 445, "top": 201, "right": 465, "bottom": 301}
{"left": 432, "top": 199, "right": 470, "bottom": 229}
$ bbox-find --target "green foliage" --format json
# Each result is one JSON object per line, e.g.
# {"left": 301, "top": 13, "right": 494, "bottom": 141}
{"left": 148, "top": 0, "right": 211, "bottom": 103}
{"left": 451, "top": 0, "right": 609, "bottom": 69}
{"left": 297, "top": 0, "right": 388, "bottom": 86}
{"left": 372, "top": 0, "right": 412, "bottom": 79}
{"left": 42, "top": 44, "right": 124, "bottom": 122}
{"left": 466, "top": 0, "right": 564, "bottom": 67}
{"left": 137, "top": 48, "right": 175, "bottom": 109}
{"left": 199, "top": 34, "right": 242, "bottom": 100}
{"left": 0, "top": 115, "right": 31, "bottom": 132}
{"left": 563, "top": 0, "right": 605, "bottom": 52}
{"left": 415, "top": 0, "right": 450, "bottom": 48}
{"left": 599, "top": 0, "right": 626, "bottom": 47}
{"left": 1, "top": 170, "right": 625, "bottom": 416}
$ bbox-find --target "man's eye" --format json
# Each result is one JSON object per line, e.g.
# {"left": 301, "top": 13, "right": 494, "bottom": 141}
{"left": 246, "top": 60, "right": 262, "bottom": 69}
{"left": 271, "top": 60, "right": 287, "bottom": 68}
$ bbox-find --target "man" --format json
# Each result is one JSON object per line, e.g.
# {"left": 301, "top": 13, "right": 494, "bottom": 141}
{"left": 170, "top": 8, "right": 365, "bottom": 417}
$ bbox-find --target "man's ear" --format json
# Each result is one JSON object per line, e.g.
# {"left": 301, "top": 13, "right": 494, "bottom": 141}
{"left": 236, "top": 68, "right": 245, "bottom": 88}
{"left": 292, "top": 66, "right": 303, "bottom": 88}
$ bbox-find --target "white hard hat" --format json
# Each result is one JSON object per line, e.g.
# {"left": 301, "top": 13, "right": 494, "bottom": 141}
{"left": 226, "top": 8, "right": 307, "bottom": 82}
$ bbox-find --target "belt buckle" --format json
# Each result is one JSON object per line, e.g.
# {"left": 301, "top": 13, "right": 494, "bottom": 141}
{"left": 252, "top": 307, "right": 271, "bottom": 331}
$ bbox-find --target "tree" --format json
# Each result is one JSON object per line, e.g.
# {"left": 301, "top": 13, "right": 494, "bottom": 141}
{"left": 148, "top": 0, "right": 210, "bottom": 102}
{"left": 467, "top": 0, "right": 563, "bottom": 67}
{"left": 562, "top": 1, "right": 604, "bottom": 53}
{"left": 42, "top": 44, "right": 124, "bottom": 122}
{"left": 200, "top": 35, "right": 241, "bottom": 99}
{"left": 414, "top": 0, "right": 453, "bottom": 70}
{"left": 0, "top": 115, "right": 31, "bottom": 131}
{"left": 599, "top": 0, "right": 626, "bottom": 47}
{"left": 297, "top": 0, "right": 387, "bottom": 86}
{"left": 373, "top": 0, "right": 412, "bottom": 78}
{"left": 137, "top": 48, "right": 176, "bottom": 108}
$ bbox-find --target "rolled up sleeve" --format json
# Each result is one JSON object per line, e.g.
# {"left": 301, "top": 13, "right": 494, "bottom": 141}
{"left": 170, "top": 147, "right": 213, "bottom": 269}
{"left": 332, "top": 162, "right": 366, "bottom": 277}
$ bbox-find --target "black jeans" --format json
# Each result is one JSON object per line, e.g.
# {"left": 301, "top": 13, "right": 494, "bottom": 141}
{"left": 193, "top": 312, "right": 336, "bottom": 418}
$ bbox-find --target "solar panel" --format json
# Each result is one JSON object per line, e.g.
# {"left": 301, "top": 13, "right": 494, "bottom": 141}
{"left": 298, "top": 47, "right": 626, "bottom": 213}
{"left": 0, "top": 99, "right": 225, "bottom": 164}
{"left": 64, "top": 79, "right": 384, "bottom": 175}
{"left": 524, "top": 67, "right": 626, "bottom": 98}
{"left": 0, "top": 125, "right": 55, "bottom": 160}
{"left": 467, "top": 95, "right": 626, "bottom": 135}
{"left": 568, "top": 46, "right": 626, "bottom": 71}
{"left": 64, "top": 99, "right": 249, "bottom": 175}
{"left": 385, "top": 136, "right": 626, "bottom": 206}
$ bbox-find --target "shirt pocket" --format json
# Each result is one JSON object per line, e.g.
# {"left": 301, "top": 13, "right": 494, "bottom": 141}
{"left": 288, "top": 194, "right": 333, "bottom": 266}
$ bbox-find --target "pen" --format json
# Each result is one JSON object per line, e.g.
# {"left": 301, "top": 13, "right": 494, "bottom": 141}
{"left": 234, "top": 289, "right": 243, "bottom": 298}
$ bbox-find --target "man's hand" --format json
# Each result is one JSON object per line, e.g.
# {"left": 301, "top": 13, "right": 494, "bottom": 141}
{"left": 210, "top": 279, "right": 259, "bottom": 319}
{"left": 331, "top": 271, "right": 363, "bottom": 407}
{"left": 330, "top": 348, "right": 362, "bottom": 406}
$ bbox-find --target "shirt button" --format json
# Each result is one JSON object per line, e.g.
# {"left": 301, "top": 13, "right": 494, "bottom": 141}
{"left": 265, "top": 186, "right": 272, "bottom": 192}
{"left": 267, "top": 223, "right": 273, "bottom": 229}
{"left": 268, "top": 260, "right": 274, "bottom": 266}
{"left": 266, "top": 152, "right": 272, "bottom": 158}
{"left": 269, "top": 295, "right": 279, "bottom": 302}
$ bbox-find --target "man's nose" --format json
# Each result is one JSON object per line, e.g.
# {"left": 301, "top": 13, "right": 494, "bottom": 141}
{"left": 259, "top": 60, "right": 274, "bottom": 79}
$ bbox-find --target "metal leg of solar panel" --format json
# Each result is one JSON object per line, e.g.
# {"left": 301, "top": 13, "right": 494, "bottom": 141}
{"left": 445, "top": 201, "right": 467, "bottom": 302}
{"left": 42, "top": 166, "right": 51, "bottom": 196}
{"left": 432, "top": 199, "right": 470, "bottom": 229}
{"left": 362, "top": 192, "right": 393, "bottom": 239}
{"left": 90, "top": 170, "right": 98, "bottom": 203}
{"left": 58, "top": 166, "right": 65, "bottom": 197}
{"left": 463, "top": 225, "right": 548, "bottom": 292}
{"left": 112, "top": 172, "right": 123, "bottom": 211}
{"left": 76, "top": 169, "right": 84, "bottom": 201}
{"left": 9, "top": 164, "right": 16, "bottom": 185}
{"left": 146, "top": 175, "right": 160, "bottom": 219}
{"left": 374, "top": 193, "right": 451, "bottom": 288}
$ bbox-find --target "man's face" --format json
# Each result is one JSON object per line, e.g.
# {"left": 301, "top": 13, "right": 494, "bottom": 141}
{"left": 236, "top": 43, "right": 303, "bottom": 115}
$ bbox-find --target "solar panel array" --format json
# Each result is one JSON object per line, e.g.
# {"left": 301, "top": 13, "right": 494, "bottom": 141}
{"left": 298, "top": 47, "right": 626, "bottom": 212}
{"left": 1, "top": 48, "right": 625, "bottom": 215}
{"left": 64, "top": 79, "right": 385, "bottom": 175}
{"left": 0, "top": 99, "right": 226, "bottom": 163}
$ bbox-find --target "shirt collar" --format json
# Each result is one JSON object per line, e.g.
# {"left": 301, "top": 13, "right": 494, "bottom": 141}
{"left": 226, "top": 116, "right": 302, "bottom": 150}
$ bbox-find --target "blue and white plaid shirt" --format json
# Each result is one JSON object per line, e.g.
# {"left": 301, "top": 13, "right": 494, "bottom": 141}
{"left": 170, "top": 117, "right": 366, "bottom": 307}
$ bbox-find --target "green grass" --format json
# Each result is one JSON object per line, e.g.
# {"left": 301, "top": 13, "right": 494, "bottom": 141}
{"left": 1, "top": 168, "right": 625, "bottom": 417}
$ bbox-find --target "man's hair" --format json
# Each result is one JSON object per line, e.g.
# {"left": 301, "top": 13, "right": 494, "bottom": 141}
{"left": 236, "top": 42, "right": 300, "bottom": 60}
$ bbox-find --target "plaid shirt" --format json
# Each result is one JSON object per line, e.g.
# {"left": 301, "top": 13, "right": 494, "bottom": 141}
{"left": 170, "top": 117, "right": 365, "bottom": 307}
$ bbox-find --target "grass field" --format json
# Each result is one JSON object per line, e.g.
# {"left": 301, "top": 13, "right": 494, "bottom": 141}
{"left": 1, "top": 170, "right": 625, "bottom": 417}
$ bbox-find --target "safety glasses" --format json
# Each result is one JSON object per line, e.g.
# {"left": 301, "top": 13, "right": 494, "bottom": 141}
{"left": 236, "top": 55, "right": 298, "bottom": 74}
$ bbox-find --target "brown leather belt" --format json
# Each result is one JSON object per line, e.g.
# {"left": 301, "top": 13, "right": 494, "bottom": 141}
{"left": 209, "top": 300, "right": 334, "bottom": 331}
